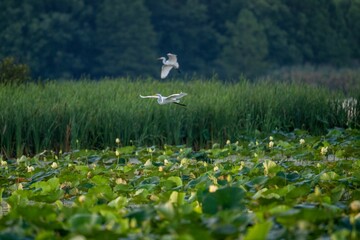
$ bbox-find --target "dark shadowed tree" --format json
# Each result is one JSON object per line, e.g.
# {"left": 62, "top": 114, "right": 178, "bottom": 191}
{"left": 200, "top": 0, "right": 246, "bottom": 34}
{"left": 0, "top": 1, "right": 36, "bottom": 74}
{"left": 94, "top": 0, "right": 157, "bottom": 77}
{"left": 243, "top": 0, "right": 300, "bottom": 67}
{"left": 218, "top": 9, "right": 269, "bottom": 78}
{"left": 283, "top": 0, "right": 354, "bottom": 65}
{"left": 346, "top": 0, "right": 360, "bottom": 61}
{"left": 0, "top": 0, "right": 96, "bottom": 79}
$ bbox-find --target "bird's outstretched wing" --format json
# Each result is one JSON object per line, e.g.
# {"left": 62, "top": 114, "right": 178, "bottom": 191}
{"left": 167, "top": 53, "right": 177, "bottom": 63}
{"left": 167, "top": 92, "right": 187, "bottom": 100}
{"left": 161, "top": 65, "right": 173, "bottom": 79}
{"left": 140, "top": 95, "right": 158, "bottom": 99}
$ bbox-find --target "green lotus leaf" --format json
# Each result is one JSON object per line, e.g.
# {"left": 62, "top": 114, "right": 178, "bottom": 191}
{"left": 113, "top": 183, "right": 132, "bottom": 193}
{"left": 169, "top": 191, "right": 185, "bottom": 206}
{"left": 167, "top": 176, "right": 183, "bottom": 187}
{"left": 276, "top": 171, "right": 300, "bottom": 182}
{"left": 87, "top": 184, "right": 115, "bottom": 202}
{"left": 139, "top": 176, "right": 160, "bottom": 186}
{"left": 68, "top": 213, "right": 102, "bottom": 234}
{"left": 125, "top": 207, "right": 155, "bottom": 227}
{"left": 202, "top": 187, "right": 246, "bottom": 214}
{"left": 244, "top": 221, "right": 272, "bottom": 240}
{"left": 156, "top": 201, "right": 175, "bottom": 220}
{"left": 29, "top": 177, "right": 64, "bottom": 203}
{"left": 245, "top": 176, "right": 268, "bottom": 188}
{"left": 91, "top": 175, "right": 111, "bottom": 186}
{"left": 117, "top": 146, "right": 136, "bottom": 155}
{"left": 108, "top": 196, "right": 128, "bottom": 209}
{"left": 320, "top": 171, "right": 340, "bottom": 181}
{"left": 186, "top": 174, "right": 212, "bottom": 190}
{"left": 285, "top": 185, "right": 311, "bottom": 199}
{"left": 329, "top": 185, "right": 345, "bottom": 203}
{"left": 268, "top": 205, "right": 292, "bottom": 215}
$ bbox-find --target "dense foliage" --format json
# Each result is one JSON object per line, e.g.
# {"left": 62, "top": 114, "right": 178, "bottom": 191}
{"left": 0, "top": 78, "right": 358, "bottom": 158}
{"left": 0, "top": 57, "right": 31, "bottom": 85}
{"left": 0, "top": 0, "right": 359, "bottom": 79}
{"left": 0, "top": 129, "right": 360, "bottom": 239}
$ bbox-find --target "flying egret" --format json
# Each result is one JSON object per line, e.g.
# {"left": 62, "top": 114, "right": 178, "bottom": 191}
{"left": 158, "top": 53, "right": 180, "bottom": 79}
{"left": 140, "top": 92, "right": 187, "bottom": 106}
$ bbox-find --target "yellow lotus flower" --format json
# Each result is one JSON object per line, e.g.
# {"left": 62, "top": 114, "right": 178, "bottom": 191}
{"left": 144, "top": 159, "right": 153, "bottom": 167}
{"left": 150, "top": 194, "right": 159, "bottom": 201}
{"left": 115, "top": 150, "right": 120, "bottom": 157}
{"left": 78, "top": 195, "right": 86, "bottom": 203}
{"left": 350, "top": 200, "right": 360, "bottom": 212}
{"left": 180, "top": 158, "right": 189, "bottom": 166}
{"left": 320, "top": 146, "right": 328, "bottom": 155}
{"left": 263, "top": 160, "right": 277, "bottom": 176}
{"left": 116, "top": 178, "right": 127, "bottom": 185}
{"left": 51, "top": 162, "right": 58, "bottom": 169}
{"left": 27, "top": 166, "right": 35, "bottom": 173}
{"left": 227, "top": 175, "right": 232, "bottom": 182}
{"left": 209, "top": 185, "right": 218, "bottom": 193}
{"left": 299, "top": 139, "right": 305, "bottom": 145}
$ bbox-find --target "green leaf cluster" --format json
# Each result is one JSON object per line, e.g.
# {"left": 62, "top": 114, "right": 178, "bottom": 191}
{"left": 0, "top": 129, "right": 360, "bottom": 239}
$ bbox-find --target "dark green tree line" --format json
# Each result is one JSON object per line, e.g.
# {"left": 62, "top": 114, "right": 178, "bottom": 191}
{"left": 0, "top": 0, "right": 359, "bottom": 79}
{"left": 95, "top": 0, "right": 157, "bottom": 77}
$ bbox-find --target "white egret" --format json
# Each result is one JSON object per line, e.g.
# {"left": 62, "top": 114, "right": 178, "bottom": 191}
{"left": 158, "top": 53, "right": 180, "bottom": 79}
{"left": 140, "top": 92, "right": 187, "bottom": 106}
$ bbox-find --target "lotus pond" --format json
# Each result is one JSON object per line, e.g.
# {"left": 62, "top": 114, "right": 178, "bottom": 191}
{"left": 0, "top": 128, "right": 360, "bottom": 239}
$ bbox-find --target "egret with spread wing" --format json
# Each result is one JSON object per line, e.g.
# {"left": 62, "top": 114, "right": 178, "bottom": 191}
{"left": 140, "top": 92, "right": 187, "bottom": 106}
{"left": 158, "top": 53, "right": 180, "bottom": 79}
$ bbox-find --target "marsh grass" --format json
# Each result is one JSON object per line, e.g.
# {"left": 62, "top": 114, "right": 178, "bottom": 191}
{"left": 0, "top": 77, "right": 358, "bottom": 157}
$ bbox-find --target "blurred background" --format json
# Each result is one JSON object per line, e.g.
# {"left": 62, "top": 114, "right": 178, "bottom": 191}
{"left": 0, "top": 0, "right": 359, "bottom": 83}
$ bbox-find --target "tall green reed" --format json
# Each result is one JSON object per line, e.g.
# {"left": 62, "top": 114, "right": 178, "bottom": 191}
{"left": 0, "top": 77, "right": 357, "bottom": 157}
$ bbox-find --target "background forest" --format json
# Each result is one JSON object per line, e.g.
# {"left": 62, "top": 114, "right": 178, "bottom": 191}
{"left": 1, "top": 0, "right": 360, "bottom": 80}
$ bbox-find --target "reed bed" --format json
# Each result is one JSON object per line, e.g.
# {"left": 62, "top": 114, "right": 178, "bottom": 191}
{"left": 0, "top": 77, "right": 358, "bottom": 157}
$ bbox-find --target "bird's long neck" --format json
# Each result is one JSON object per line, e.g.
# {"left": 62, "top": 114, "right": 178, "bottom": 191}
{"left": 160, "top": 57, "right": 167, "bottom": 64}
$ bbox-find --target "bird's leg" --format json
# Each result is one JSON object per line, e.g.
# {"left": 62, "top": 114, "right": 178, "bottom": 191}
{"left": 173, "top": 102, "right": 186, "bottom": 107}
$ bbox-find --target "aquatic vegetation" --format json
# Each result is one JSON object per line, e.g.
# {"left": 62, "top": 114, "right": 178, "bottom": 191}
{"left": 0, "top": 128, "right": 359, "bottom": 239}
